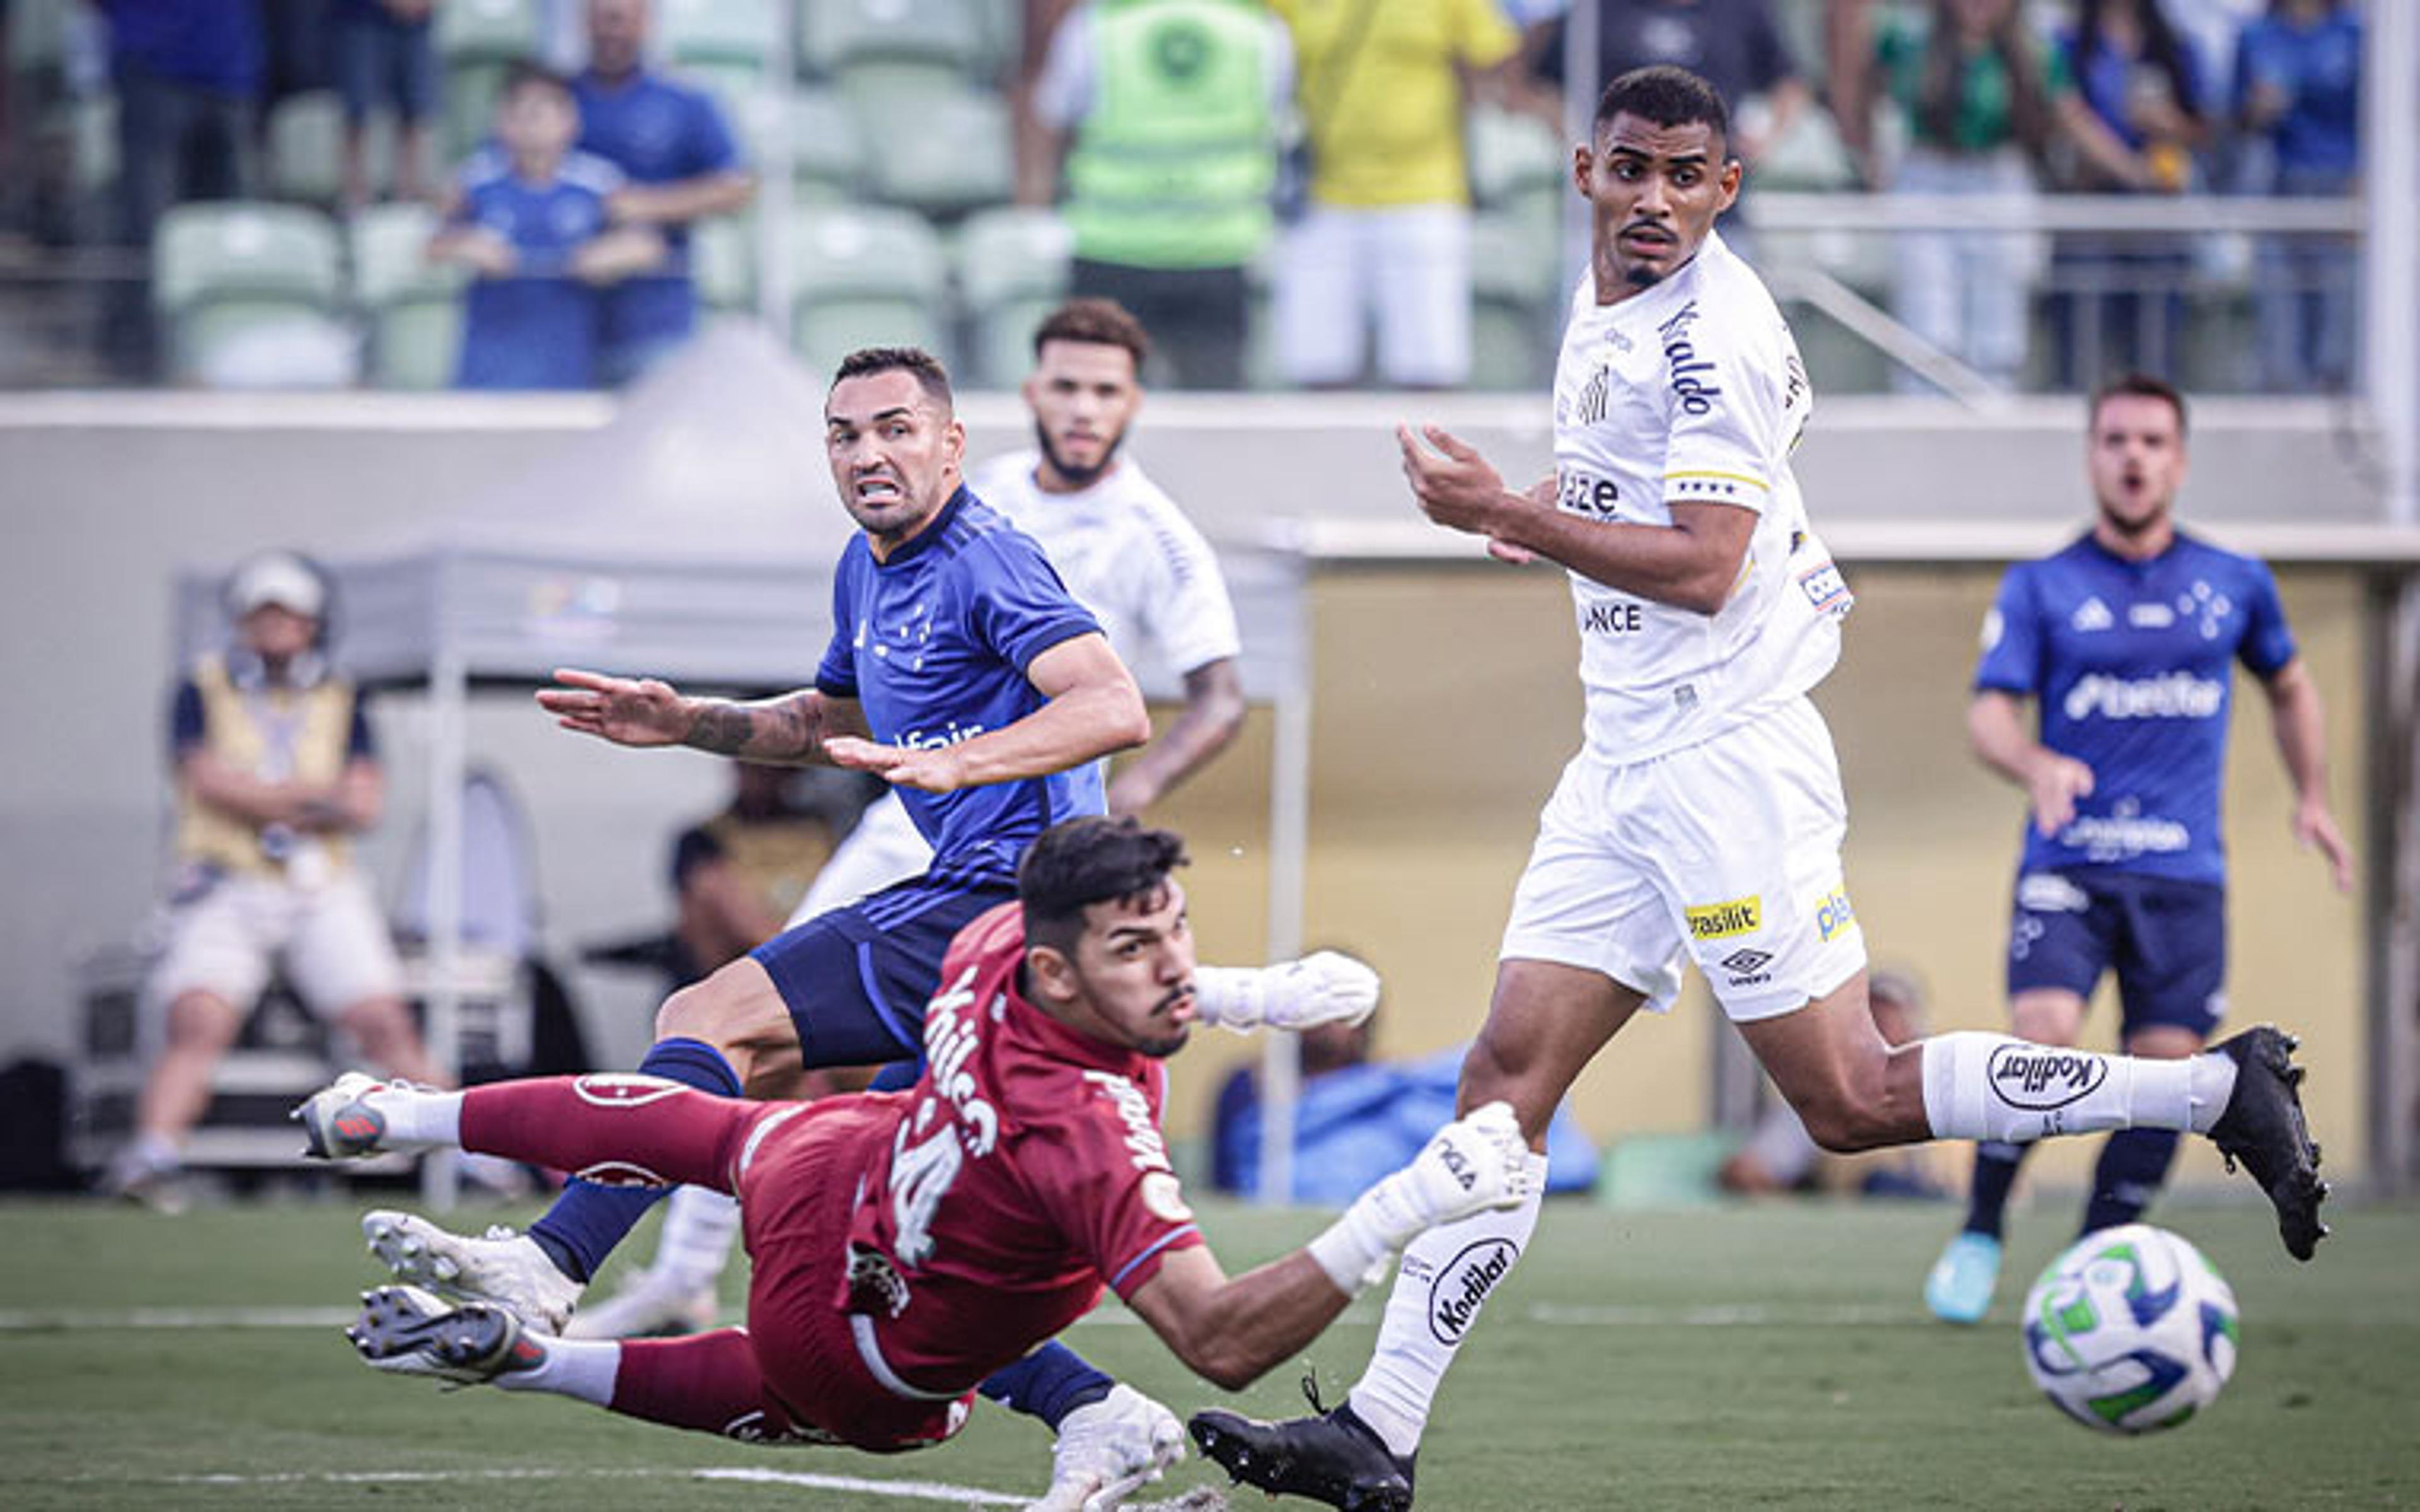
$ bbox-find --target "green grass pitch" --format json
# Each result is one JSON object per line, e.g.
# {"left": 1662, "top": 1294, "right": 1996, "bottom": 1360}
{"left": 4, "top": 1193, "right": 2415, "bottom": 1509}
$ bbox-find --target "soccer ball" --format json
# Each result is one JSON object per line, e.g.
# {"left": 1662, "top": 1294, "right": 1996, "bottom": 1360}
{"left": 2021, "top": 1223, "right": 2239, "bottom": 1435}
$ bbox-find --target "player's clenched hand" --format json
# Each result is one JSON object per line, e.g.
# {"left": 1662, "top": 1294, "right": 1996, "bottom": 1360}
{"left": 1359, "top": 1101, "right": 1533, "bottom": 1247}
{"left": 1249, "top": 951, "right": 1381, "bottom": 1033}
{"left": 826, "top": 737, "right": 969, "bottom": 794}
{"left": 1398, "top": 423, "right": 1512, "bottom": 539}
{"left": 2025, "top": 752, "right": 2095, "bottom": 837}
{"left": 536, "top": 668, "right": 696, "bottom": 747}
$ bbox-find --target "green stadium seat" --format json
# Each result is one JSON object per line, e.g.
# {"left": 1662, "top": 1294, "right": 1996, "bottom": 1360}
{"left": 661, "top": 0, "right": 779, "bottom": 76}
{"left": 799, "top": 0, "right": 990, "bottom": 78}
{"left": 785, "top": 202, "right": 948, "bottom": 372}
{"left": 953, "top": 205, "right": 1072, "bottom": 386}
{"left": 266, "top": 90, "right": 400, "bottom": 206}
{"left": 1467, "top": 211, "right": 1559, "bottom": 392}
{"left": 350, "top": 202, "right": 466, "bottom": 390}
{"left": 153, "top": 202, "right": 353, "bottom": 387}
{"left": 692, "top": 215, "right": 757, "bottom": 314}
{"left": 1466, "top": 105, "right": 1565, "bottom": 251}
{"left": 441, "top": 59, "right": 510, "bottom": 163}
{"left": 853, "top": 80, "right": 1012, "bottom": 218}
{"left": 727, "top": 88, "right": 866, "bottom": 202}
{"left": 437, "top": 0, "right": 542, "bottom": 64}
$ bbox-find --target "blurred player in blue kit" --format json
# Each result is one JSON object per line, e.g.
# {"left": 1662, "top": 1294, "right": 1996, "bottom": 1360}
{"left": 1923, "top": 372, "right": 2353, "bottom": 1324}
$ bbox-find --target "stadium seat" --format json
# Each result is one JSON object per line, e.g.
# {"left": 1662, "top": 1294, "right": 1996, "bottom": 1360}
{"left": 691, "top": 215, "right": 756, "bottom": 314}
{"left": 784, "top": 202, "right": 948, "bottom": 372}
{"left": 798, "top": 0, "right": 990, "bottom": 79}
{"left": 1467, "top": 212, "right": 1559, "bottom": 392}
{"left": 266, "top": 90, "right": 398, "bottom": 206}
{"left": 854, "top": 81, "right": 1013, "bottom": 219}
{"left": 954, "top": 205, "right": 1071, "bottom": 386}
{"left": 440, "top": 60, "right": 510, "bottom": 163}
{"left": 660, "top": 0, "right": 779, "bottom": 80}
{"left": 153, "top": 202, "right": 355, "bottom": 387}
{"left": 728, "top": 88, "right": 866, "bottom": 203}
{"left": 1466, "top": 104, "right": 1564, "bottom": 236}
{"left": 436, "top": 0, "right": 542, "bottom": 65}
{"left": 350, "top": 202, "right": 466, "bottom": 390}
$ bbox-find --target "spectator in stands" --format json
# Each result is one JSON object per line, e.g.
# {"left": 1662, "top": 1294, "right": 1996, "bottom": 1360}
{"left": 101, "top": 551, "right": 446, "bottom": 1209}
{"left": 99, "top": 0, "right": 267, "bottom": 375}
{"left": 569, "top": 0, "right": 753, "bottom": 384}
{"left": 2234, "top": 0, "right": 2360, "bottom": 394}
{"left": 1717, "top": 970, "right": 1944, "bottom": 1199}
{"left": 1020, "top": 0, "right": 1293, "bottom": 391}
{"left": 662, "top": 764, "right": 858, "bottom": 992}
{"left": 430, "top": 60, "right": 664, "bottom": 391}
{"left": 1526, "top": 0, "right": 1809, "bottom": 250}
{"left": 1840, "top": 0, "right": 2059, "bottom": 392}
{"left": 1266, "top": 0, "right": 1521, "bottom": 390}
{"left": 2048, "top": 0, "right": 2210, "bottom": 387}
{"left": 331, "top": 0, "right": 439, "bottom": 210}
{"left": 1212, "top": 1004, "right": 1598, "bottom": 1201}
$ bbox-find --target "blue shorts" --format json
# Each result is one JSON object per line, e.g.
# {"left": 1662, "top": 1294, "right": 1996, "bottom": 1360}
{"left": 333, "top": 14, "right": 437, "bottom": 123}
{"left": 2005, "top": 870, "right": 2226, "bottom": 1038}
{"left": 749, "top": 871, "right": 1015, "bottom": 1070}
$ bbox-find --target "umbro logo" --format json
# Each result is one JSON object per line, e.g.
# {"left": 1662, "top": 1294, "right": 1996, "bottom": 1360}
{"left": 2071, "top": 597, "right": 2113, "bottom": 633}
{"left": 1720, "top": 948, "right": 1773, "bottom": 975}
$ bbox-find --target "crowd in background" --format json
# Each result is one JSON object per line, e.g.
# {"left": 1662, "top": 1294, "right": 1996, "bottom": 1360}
{"left": 0, "top": 0, "right": 2368, "bottom": 394}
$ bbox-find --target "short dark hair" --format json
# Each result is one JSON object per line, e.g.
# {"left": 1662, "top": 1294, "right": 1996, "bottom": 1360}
{"left": 1596, "top": 64, "right": 1731, "bottom": 152}
{"left": 1019, "top": 817, "right": 1189, "bottom": 959}
{"left": 2089, "top": 372, "right": 2189, "bottom": 437}
{"left": 500, "top": 58, "right": 572, "bottom": 103}
{"left": 1033, "top": 297, "right": 1151, "bottom": 370}
{"left": 832, "top": 346, "right": 955, "bottom": 413}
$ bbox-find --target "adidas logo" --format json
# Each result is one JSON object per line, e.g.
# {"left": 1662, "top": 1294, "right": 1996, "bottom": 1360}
{"left": 2071, "top": 597, "right": 2113, "bottom": 633}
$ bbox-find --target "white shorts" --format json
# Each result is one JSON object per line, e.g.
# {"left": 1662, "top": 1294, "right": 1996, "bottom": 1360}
{"left": 1499, "top": 696, "right": 1868, "bottom": 1022}
{"left": 784, "top": 793, "right": 933, "bottom": 928}
{"left": 1273, "top": 202, "right": 1472, "bottom": 388}
{"left": 151, "top": 868, "right": 406, "bottom": 1015}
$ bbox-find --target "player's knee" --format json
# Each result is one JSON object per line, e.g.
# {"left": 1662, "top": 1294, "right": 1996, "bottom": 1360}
{"left": 654, "top": 982, "right": 726, "bottom": 1048}
{"left": 1456, "top": 1033, "right": 1555, "bottom": 1139}
{"left": 164, "top": 991, "right": 243, "bottom": 1051}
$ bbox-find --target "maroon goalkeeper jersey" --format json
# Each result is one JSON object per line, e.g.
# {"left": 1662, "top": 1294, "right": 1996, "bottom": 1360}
{"left": 834, "top": 903, "right": 1206, "bottom": 1392}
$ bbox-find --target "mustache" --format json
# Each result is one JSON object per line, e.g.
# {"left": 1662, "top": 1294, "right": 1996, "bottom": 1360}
{"left": 1155, "top": 985, "right": 1196, "bottom": 1016}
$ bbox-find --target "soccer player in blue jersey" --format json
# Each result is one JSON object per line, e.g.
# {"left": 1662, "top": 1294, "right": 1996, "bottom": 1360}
{"left": 433, "top": 62, "right": 667, "bottom": 390}
{"left": 1923, "top": 373, "right": 2354, "bottom": 1324}
{"left": 570, "top": 0, "right": 754, "bottom": 381}
{"left": 360, "top": 346, "right": 1194, "bottom": 1503}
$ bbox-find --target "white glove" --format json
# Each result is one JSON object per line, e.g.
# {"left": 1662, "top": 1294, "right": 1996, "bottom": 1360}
{"left": 1025, "top": 1383, "right": 1184, "bottom": 1512}
{"left": 1195, "top": 951, "right": 1381, "bottom": 1034}
{"left": 1306, "top": 1101, "right": 1535, "bottom": 1294}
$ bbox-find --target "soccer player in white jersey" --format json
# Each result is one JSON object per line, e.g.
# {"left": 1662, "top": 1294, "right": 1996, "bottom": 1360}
{"left": 1189, "top": 65, "right": 2329, "bottom": 1511}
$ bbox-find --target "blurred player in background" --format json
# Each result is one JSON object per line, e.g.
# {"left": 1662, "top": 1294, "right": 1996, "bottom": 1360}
{"left": 304, "top": 817, "right": 1535, "bottom": 1508}
{"left": 103, "top": 551, "right": 443, "bottom": 1208}
{"left": 1190, "top": 67, "right": 2328, "bottom": 1511}
{"left": 1922, "top": 372, "right": 2353, "bottom": 1324}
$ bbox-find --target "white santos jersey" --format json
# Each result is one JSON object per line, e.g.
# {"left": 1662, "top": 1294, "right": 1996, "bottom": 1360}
{"left": 970, "top": 450, "right": 1243, "bottom": 689}
{"left": 1551, "top": 229, "right": 1850, "bottom": 763}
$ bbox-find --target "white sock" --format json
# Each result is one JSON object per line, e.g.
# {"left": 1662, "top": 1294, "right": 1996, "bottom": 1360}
{"left": 651, "top": 1186, "right": 742, "bottom": 1289}
{"left": 493, "top": 1334, "right": 619, "bottom": 1406}
{"left": 1918, "top": 1032, "right": 2237, "bottom": 1143}
{"left": 364, "top": 1084, "right": 464, "bottom": 1148}
{"left": 1347, "top": 1152, "right": 1547, "bottom": 1458}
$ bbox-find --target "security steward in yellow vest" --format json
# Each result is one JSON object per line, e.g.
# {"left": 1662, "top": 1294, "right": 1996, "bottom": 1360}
{"left": 1027, "top": 0, "right": 1288, "bottom": 388}
{"left": 103, "top": 552, "right": 448, "bottom": 1208}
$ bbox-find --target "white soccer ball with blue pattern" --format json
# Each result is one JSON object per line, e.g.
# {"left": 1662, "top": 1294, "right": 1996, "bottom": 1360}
{"left": 2021, "top": 1223, "right": 2239, "bottom": 1435}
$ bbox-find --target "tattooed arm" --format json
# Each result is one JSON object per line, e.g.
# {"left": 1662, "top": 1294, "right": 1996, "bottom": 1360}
{"left": 536, "top": 669, "right": 870, "bottom": 765}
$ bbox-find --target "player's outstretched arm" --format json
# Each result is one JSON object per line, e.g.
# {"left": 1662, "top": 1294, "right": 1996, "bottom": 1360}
{"left": 826, "top": 632, "right": 1149, "bottom": 794}
{"left": 2259, "top": 658, "right": 2354, "bottom": 892}
{"left": 537, "top": 668, "right": 868, "bottom": 765}
{"left": 1398, "top": 426, "right": 1753, "bottom": 613}
{"left": 1123, "top": 1104, "right": 1533, "bottom": 1390}
{"left": 1968, "top": 689, "right": 2094, "bottom": 837}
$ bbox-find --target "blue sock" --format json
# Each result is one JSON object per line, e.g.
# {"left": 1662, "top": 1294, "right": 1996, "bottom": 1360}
{"left": 978, "top": 1341, "right": 1114, "bottom": 1430}
{"left": 2080, "top": 1128, "right": 2181, "bottom": 1235}
{"left": 526, "top": 1038, "right": 740, "bottom": 1283}
{"left": 1963, "top": 1140, "right": 2029, "bottom": 1241}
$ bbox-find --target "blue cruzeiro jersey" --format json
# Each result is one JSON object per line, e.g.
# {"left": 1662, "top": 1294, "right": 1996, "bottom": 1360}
{"left": 814, "top": 488, "right": 1108, "bottom": 881}
{"left": 1975, "top": 530, "right": 2297, "bottom": 886}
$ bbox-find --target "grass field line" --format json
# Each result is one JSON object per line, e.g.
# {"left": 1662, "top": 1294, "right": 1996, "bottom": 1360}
{"left": 89, "top": 1465, "right": 1027, "bottom": 1506}
{"left": 0, "top": 1300, "right": 1927, "bottom": 1332}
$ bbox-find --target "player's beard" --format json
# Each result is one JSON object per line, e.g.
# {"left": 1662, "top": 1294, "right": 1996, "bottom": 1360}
{"left": 1034, "top": 418, "right": 1125, "bottom": 491}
